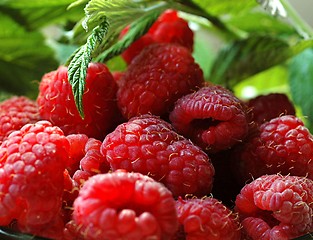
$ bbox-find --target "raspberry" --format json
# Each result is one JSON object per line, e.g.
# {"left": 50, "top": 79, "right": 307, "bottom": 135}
{"left": 117, "top": 43, "right": 204, "bottom": 119}
{"left": 233, "top": 115, "right": 313, "bottom": 183}
{"left": 149, "top": 10, "right": 194, "bottom": 51}
{"left": 100, "top": 114, "right": 214, "bottom": 198}
{"left": 0, "top": 96, "right": 40, "bottom": 143}
{"left": 247, "top": 93, "right": 296, "bottom": 124}
{"left": 37, "top": 62, "right": 119, "bottom": 140}
{"left": 72, "top": 170, "right": 178, "bottom": 240}
{"left": 173, "top": 196, "right": 241, "bottom": 240}
{"left": 0, "top": 120, "right": 69, "bottom": 239}
{"left": 169, "top": 84, "right": 249, "bottom": 153}
{"left": 235, "top": 174, "right": 313, "bottom": 239}
{"left": 121, "top": 10, "right": 194, "bottom": 64}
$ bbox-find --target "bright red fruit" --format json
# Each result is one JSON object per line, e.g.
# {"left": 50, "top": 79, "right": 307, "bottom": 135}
{"left": 117, "top": 43, "right": 204, "bottom": 120}
{"left": 72, "top": 170, "right": 178, "bottom": 240}
{"left": 173, "top": 196, "right": 241, "bottom": 240}
{"left": 0, "top": 96, "right": 40, "bottom": 143}
{"left": 0, "top": 120, "right": 69, "bottom": 239}
{"left": 100, "top": 114, "right": 215, "bottom": 198}
{"left": 169, "top": 84, "right": 249, "bottom": 153}
{"left": 37, "top": 63, "right": 119, "bottom": 140}
{"left": 235, "top": 174, "right": 313, "bottom": 240}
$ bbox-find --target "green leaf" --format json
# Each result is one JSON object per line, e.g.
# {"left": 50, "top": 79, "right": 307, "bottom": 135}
{"left": 96, "top": 10, "right": 162, "bottom": 62}
{"left": 209, "top": 35, "right": 313, "bottom": 89}
{"left": 289, "top": 48, "right": 313, "bottom": 132}
{"left": 0, "top": 0, "right": 84, "bottom": 30}
{"left": 67, "top": 20, "right": 109, "bottom": 118}
{"left": 190, "top": 0, "right": 257, "bottom": 16}
{"left": 0, "top": 12, "right": 58, "bottom": 98}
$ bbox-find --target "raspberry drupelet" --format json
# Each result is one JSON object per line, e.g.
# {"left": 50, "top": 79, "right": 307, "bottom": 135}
{"left": 100, "top": 114, "right": 215, "bottom": 198}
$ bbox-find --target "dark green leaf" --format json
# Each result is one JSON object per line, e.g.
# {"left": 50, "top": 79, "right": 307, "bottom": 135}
{"left": 289, "top": 48, "right": 313, "bottom": 132}
{"left": 0, "top": 12, "right": 58, "bottom": 98}
{"left": 67, "top": 20, "right": 109, "bottom": 118}
{"left": 209, "top": 35, "right": 307, "bottom": 88}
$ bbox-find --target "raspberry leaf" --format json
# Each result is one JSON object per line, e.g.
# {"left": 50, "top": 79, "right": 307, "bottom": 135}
{"left": 67, "top": 20, "right": 109, "bottom": 118}
{"left": 209, "top": 35, "right": 313, "bottom": 88}
{"left": 96, "top": 10, "right": 162, "bottom": 62}
{"left": 289, "top": 48, "right": 313, "bottom": 132}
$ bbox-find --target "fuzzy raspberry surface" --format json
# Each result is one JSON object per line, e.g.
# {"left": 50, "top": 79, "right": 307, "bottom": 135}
{"left": 72, "top": 170, "right": 178, "bottom": 240}
{"left": 169, "top": 84, "right": 249, "bottom": 153}
{"left": 37, "top": 63, "right": 119, "bottom": 140}
{"left": 117, "top": 43, "right": 204, "bottom": 119}
{"left": 235, "top": 174, "right": 313, "bottom": 239}
{"left": 173, "top": 196, "right": 241, "bottom": 240}
{"left": 234, "top": 115, "right": 313, "bottom": 183}
{"left": 0, "top": 120, "right": 69, "bottom": 239}
{"left": 121, "top": 9, "right": 194, "bottom": 64}
{"left": 101, "top": 114, "right": 214, "bottom": 198}
{"left": 0, "top": 96, "right": 40, "bottom": 143}
{"left": 247, "top": 93, "right": 296, "bottom": 124}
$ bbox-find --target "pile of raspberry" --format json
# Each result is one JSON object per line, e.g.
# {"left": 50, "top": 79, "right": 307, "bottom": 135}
{"left": 1, "top": 9, "right": 313, "bottom": 240}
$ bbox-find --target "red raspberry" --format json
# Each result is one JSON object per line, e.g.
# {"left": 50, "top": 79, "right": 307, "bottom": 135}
{"left": 117, "top": 43, "right": 204, "bottom": 119}
{"left": 169, "top": 84, "right": 249, "bottom": 153}
{"left": 235, "top": 174, "right": 313, "bottom": 239}
{"left": 72, "top": 170, "right": 178, "bottom": 240}
{"left": 149, "top": 10, "right": 194, "bottom": 51}
{"left": 100, "top": 114, "right": 214, "bottom": 198}
{"left": 0, "top": 96, "right": 40, "bottom": 143}
{"left": 37, "top": 63, "right": 119, "bottom": 140}
{"left": 233, "top": 115, "right": 313, "bottom": 183}
{"left": 0, "top": 120, "right": 69, "bottom": 239}
{"left": 173, "top": 196, "right": 241, "bottom": 240}
{"left": 247, "top": 93, "right": 296, "bottom": 124}
{"left": 121, "top": 10, "right": 194, "bottom": 64}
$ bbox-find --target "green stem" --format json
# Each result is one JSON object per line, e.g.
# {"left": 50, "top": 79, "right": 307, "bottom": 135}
{"left": 280, "top": 0, "right": 313, "bottom": 39}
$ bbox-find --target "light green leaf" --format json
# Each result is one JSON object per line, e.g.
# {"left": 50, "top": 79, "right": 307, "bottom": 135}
{"left": 190, "top": 0, "right": 257, "bottom": 16}
{"left": 289, "top": 48, "right": 313, "bottom": 132}
{"left": 0, "top": 12, "right": 58, "bottom": 98}
{"left": 67, "top": 20, "right": 109, "bottom": 118}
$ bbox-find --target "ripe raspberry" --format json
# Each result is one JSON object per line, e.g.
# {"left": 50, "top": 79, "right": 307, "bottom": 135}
{"left": 149, "top": 10, "right": 194, "bottom": 51}
{"left": 72, "top": 170, "right": 178, "bottom": 240}
{"left": 233, "top": 115, "right": 313, "bottom": 183}
{"left": 100, "top": 114, "right": 214, "bottom": 198}
{"left": 0, "top": 96, "right": 40, "bottom": 143}
{"left": 173, "top": 196, "right": 241, "bottom": 240}
{"left": 0, "top": 120, "right": 69, "bottom": 239}
{"left": 117, "top": 43, "right": 204, "bottom": 119}
{"left": 235, "top": 174, "right": 313, "bottom": 239}
{"left": 37, "top": 62, "right": 119, "bottom": 140}
{"left": 247, "top": 93, "right": 296, "bottom": 124}
{"left": 169, "top": 84, "right": 249, "bottom": 153}
{"left": 121, "top": 10, "right": 194, "bottom": 64}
